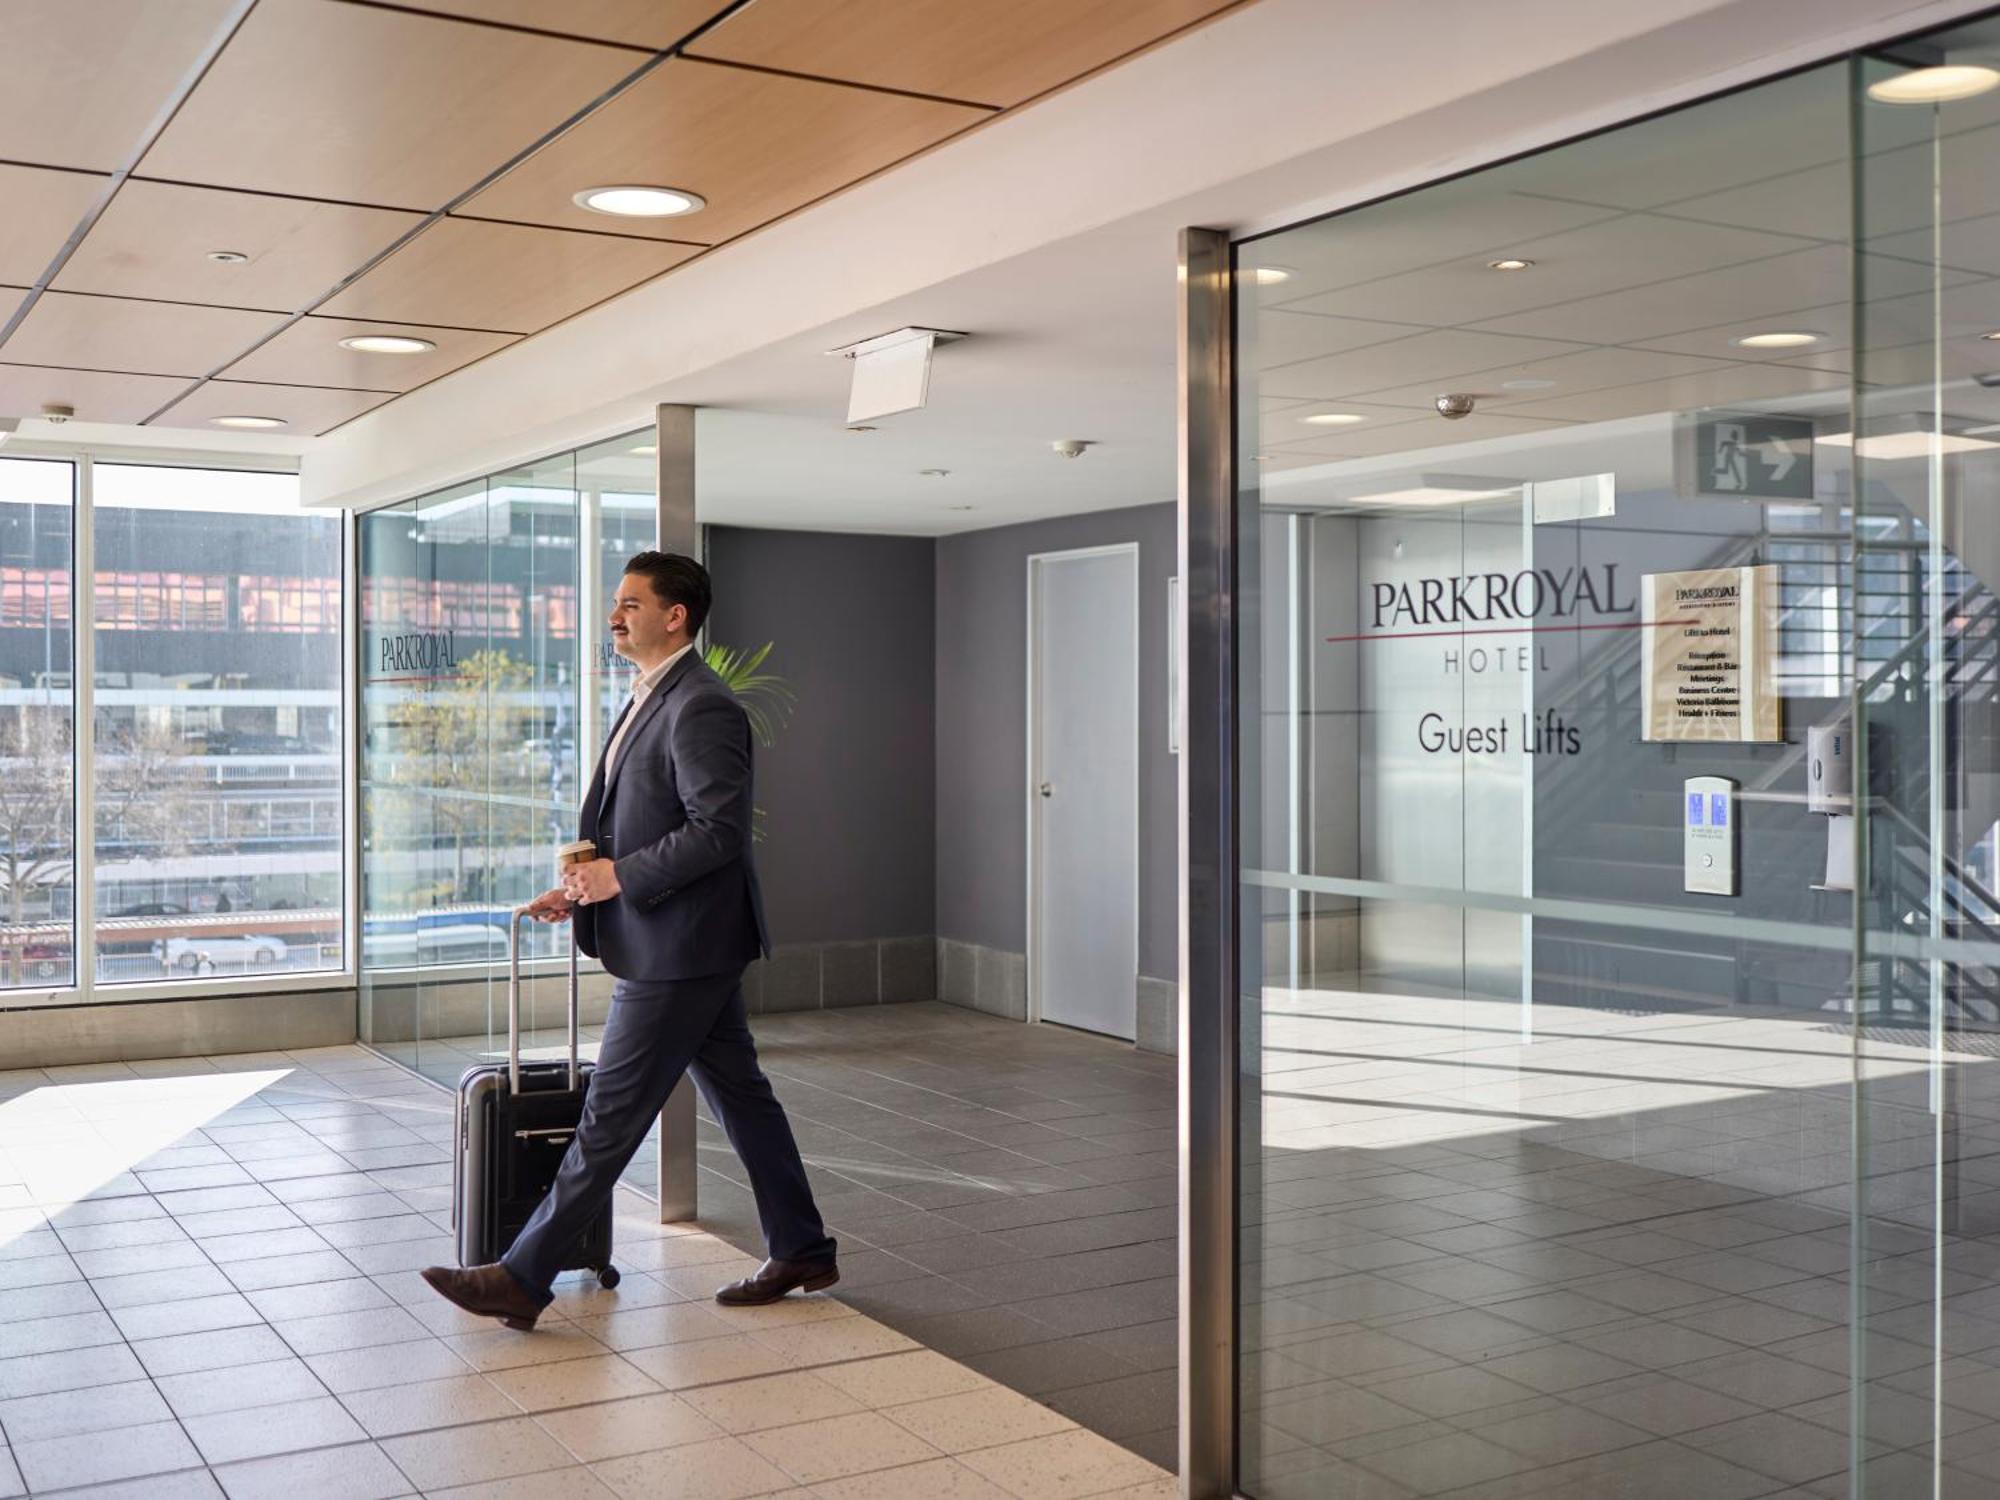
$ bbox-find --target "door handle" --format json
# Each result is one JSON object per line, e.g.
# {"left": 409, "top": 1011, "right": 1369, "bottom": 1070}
{"left": 1039, "top": 783, "right": 1053, "bottom": 798}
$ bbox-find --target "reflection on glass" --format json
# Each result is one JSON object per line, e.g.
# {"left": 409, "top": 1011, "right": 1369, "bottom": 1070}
{"left": 0, "top": 458, "right": 74, "bottom": 990}
{"left": 357, "top": 430, "right": 656, "bottom": 1177}
{"left": 89, "top": 464, "right": 342, "bottom": 983}
{"left": 1227, "top": 42, "right": 2000, "bottom": 1494}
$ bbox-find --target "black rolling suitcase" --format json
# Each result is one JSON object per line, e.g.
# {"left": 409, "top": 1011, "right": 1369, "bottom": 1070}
{"left": 451, "top": 908, "right": 619, "bottom": 1289}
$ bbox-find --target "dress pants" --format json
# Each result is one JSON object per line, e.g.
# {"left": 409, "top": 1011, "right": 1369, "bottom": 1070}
{"left": 503, "top": 968, "right": 836, "bottom": 1296}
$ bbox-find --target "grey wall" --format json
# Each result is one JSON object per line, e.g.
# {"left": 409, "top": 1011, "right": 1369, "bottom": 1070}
{"left": 935, "top": 502, "right": 1179, "bottom": 982}
{"left": 707, "top": 526, "right": 936, "bottom": 947}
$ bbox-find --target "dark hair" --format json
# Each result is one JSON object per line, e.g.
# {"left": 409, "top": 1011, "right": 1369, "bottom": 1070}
{"left": 622, "top": 551, "right": 711, "bottom": 636}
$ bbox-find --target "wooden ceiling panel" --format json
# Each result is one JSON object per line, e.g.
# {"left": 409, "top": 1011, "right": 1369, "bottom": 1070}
{"left": 458, "top": 57, "right": 989, "bottom": 244}
{"left": 55, "top": 181, "right": 424, "bottom": 313}
{"left": 0, "top": 292, "right": 287, "bottom": 379}
{"left": 220, "top": 316, "right": 516, "bottom": 393}
{"left": 389, "top": 0, "right": 734, "bottom": 50}
{"left": 321, "top": 217, "right": 699, "bottom": 333}
{"left": 687, "top": 0, "right": 1241, "bottom": 108}
{"left": 150, "top": 379, "right": 394, "bottom": 436}
{"left": 136, "top": 0, "right": 639, "bottom": 211}
{"left": 0, "top": 364, "right": 193, "bottom": 424}
{"left": 0, "top": 166, "right": 106, "bottom": 287}
{"left": 0, "top": 0, "right": 240, "bottom": 172}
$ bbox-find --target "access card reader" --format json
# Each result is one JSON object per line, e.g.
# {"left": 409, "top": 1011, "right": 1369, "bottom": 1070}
{"left": 1684, "top": 775, "right": 1737, "bottom": 896}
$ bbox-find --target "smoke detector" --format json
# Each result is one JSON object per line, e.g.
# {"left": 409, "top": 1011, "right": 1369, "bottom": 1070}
{"left": 41, "top": 403, "right": 73, "bottom": 424}
{"left": 1051, "top": 439, "right": 1093, "bottom": 459}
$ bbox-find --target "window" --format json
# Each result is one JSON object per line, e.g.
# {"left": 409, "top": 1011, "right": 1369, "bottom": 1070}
{"left": 0, "top": 459, "right": 75, "bottom": 991}
{"left": 90, "top": 465, "right": 343, "bottom": 984}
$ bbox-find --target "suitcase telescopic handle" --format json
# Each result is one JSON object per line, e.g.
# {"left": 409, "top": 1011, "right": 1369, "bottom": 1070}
{"left": 508, "top": 907, "right": 582, "bottom": 1096}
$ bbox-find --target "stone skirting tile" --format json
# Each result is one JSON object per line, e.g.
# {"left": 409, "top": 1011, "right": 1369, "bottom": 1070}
{"left": 746, "top": 936, "right": 938, "bottom": 1014}
{"left": 1136, "top": 975, "right": 1176, "bottom": 1056}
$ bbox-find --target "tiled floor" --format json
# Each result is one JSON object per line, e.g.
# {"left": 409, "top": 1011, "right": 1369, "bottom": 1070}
{"left": 419, "top": 1003, "right": 1181, "bottom": 1468}
{"left": 1242, "top": 984, "right": 2000, "bottom": 1499}
{"left": 0, "top": 1042, "right": 1174, "bottom": 1498}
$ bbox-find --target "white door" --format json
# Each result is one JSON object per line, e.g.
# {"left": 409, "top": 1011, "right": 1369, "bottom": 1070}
{"left": 1030, "top": 546, "right": 1139, "bottom": 1039}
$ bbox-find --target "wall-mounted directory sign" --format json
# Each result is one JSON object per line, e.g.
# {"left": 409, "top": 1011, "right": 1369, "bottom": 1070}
{"left": 1640, "top": 564, "right": 1781, "bottom": 742}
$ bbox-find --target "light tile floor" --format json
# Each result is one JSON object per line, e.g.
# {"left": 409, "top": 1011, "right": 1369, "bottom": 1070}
{"left": 0, "top": 1044, "right": 1174, "bottom": 1499}
{"left": 417, "top": 1003, "right": 1181, "bottom": 1468}
{"left": 1243, "top": 984, "right": 2000, "bottom": 1499}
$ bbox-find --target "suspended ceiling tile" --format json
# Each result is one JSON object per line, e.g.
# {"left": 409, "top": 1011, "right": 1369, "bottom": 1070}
{"left": 0, "top": 166, "right": 109, "bottom": 287}
{"left": 389, "top": 0, "right": 735, "bottom": 50}
{"left": 320, "top": 217, "right": 700, "bottom": 334}
{"left": 0, "top": 291, "right": 286, "bottom": 379}
{"left": 687, "top": 0, "right": 1241, "bottom": 108}
{"left": 1286, "top": 215, "right": 1821, "bottom": 329}
{"left": 458, "top": 57, "right": 990, "bottom": 244}
{"left": 1468, "top": 244, "right": 1860, "bottom": 346}
{"left": 1259, "top": 329, "right": 1594, "bottom": 402}
{"left": 0, "top": 0, "right": 241, "bottom": 173}
{"left": 1495, "top": 66, "right": 1848, "bottom": 214}
{"left": 135, "top": 0, "right": 639, "bottom": 211}
{"left": 54, "top": 180, "right": 424, "bottom": 313}
{"left": 1501, "top": 362, "right": 1847, "bottom": 424}
{"left": 1245, "top": 192, "right": 1619, "bottom": 304}
{"left": 1358, "top": 347, "right": 1737, "bottom": 412}
{"left": 1239, "top": 310, "right": 1432, "bottom": 374}
{"left": 0, "top": 364, "right": 194, "bottom": 424}
{"left": 149, "top": 378, "right": 395, "bottom": 437}
{"left": 1262, "top": 410, "right": 1576, "bottom": 461}
{"left": 220, "top": 316, "right": 516, "bottom": 393}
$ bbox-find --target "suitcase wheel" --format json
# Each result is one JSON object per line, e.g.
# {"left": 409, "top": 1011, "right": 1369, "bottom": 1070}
{"left": 598, "top": 1265, "right": 621, "bottom": 1290}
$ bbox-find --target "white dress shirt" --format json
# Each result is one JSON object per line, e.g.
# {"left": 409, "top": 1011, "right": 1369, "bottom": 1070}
{"left": 600, "top": 642, "right": 694, "bottom": 781}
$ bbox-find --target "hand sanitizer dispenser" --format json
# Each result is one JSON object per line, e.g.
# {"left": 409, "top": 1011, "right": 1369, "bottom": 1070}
{"left": 1807, "top": 723, "right": 1855, "bottom": 891}
{"left": 1684, "top": 775, "right": 1737, "bottom": 896}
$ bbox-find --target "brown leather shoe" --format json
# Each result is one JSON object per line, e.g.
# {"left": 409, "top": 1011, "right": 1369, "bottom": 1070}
{"left": 714, "top": 1256, "right": 840, "bottom": 1306}
{"left": 420, "top": 1263, "right": 549, "bottom": 1331}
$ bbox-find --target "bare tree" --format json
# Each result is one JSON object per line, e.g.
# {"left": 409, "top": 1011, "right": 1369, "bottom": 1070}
{"left": 0, "top": 705, "right": 73, "bottom": 929}
{"left": 94, "top": 716, "right": 204, "bottom": 865}
{"left": 371, "top": 650, "right": 541, "bottom": 900}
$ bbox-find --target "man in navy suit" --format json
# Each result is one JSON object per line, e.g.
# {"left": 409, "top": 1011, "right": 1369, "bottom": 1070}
{"left": 423, "top": 552, "right": 837, "bottom": 1329}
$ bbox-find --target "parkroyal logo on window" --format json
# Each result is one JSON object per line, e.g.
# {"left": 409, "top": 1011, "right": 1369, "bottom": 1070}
{"left": 373, "top": 629, "right": 459, "bottom": 681}
{"left": 1367, "top": 564, "right": 1636, "bottom": 630}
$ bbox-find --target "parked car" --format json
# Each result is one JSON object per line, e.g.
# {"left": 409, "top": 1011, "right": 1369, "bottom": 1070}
{"left": 156, "top": 934, "right": 288, "bottom": 972}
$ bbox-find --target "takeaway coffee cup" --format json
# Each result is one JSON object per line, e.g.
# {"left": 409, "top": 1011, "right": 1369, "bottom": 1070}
{"left": 557, "top": 839, "right": 596, "bottom": 870}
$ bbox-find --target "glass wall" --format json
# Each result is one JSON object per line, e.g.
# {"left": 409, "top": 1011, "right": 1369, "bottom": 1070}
{"left": 1232, "top": 21, "right": 2000, "bottom": 1497}
{"left": 0, "top": 455, "right": 342, "bottom": 999}
{"left": 358, "top": 430, "right": 655, "bottom": 1090}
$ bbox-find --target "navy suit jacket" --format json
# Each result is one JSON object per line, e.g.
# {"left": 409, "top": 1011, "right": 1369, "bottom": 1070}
{"left": 572, "top": 651, "right": 771, "bottom": 982}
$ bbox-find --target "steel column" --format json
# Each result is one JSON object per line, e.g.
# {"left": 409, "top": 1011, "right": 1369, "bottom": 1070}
{"left": 1178, "top": 226, "right": 1238, "bottom": 1499}
{"left": 654, "top": 402, "right": 701, "bottom": 1223}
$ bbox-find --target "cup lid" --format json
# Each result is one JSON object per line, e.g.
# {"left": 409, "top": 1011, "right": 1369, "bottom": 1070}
{"left": 558, "top": 839, "right": 596, "bottom": 858}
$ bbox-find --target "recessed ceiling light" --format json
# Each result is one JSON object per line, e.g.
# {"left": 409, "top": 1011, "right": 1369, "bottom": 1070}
{"left": 946, "top": 505, "right": 976, "bottom": 511}
{"left": 630, "top": 444, "right": 657, "bottom": 456}
{"left": 339, "top": 334, "right": 436, "bottom": 355}
{"left": 210, "top": 415, "right": 287, "bottom": 430}
{"left": 1734, "top": 331, "right": 1821, "bottom": 349}
{"left": 1487, "top": 258, "right": 1535, "bottom": 271}
{"left": 1867, "top": 65, "right": 2000, "bottom": 105}
{"left": 573, "top": 185, "right": 706, "bottom": 218}
{"left": 1247, "top": 267, "right": 1293, "bottom": 286}
{"left": 206, "top": 250, "right": 249, "bottom": 264}
{"left": 1984, "top": 330, "right": 2000, "bottom": 341}
{"left": 1301, "top": 412, "right": 1366, "bottom": 425}
{"left": 920, "top": 468, "right": 951, "bottom": 478}
{"left": 847, "top": 425, "right": 878, "bottom": 433}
